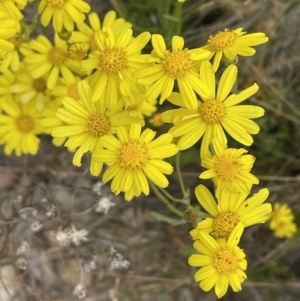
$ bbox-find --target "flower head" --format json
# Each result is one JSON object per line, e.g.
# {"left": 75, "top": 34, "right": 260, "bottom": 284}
{"left": 52, "top": 80, "right": 143, "bottom": 176}
{"left": 135, "top": 34, "right": 211, "bottom": 110}
{"left": 81, "top": 27, "right": 151, "bottom": 108}
{"left": 0, "top": 99, "right": 43, "bottom": 156}
{"left": 199, "top": 137, "right": 259, "bottom": 197}
{"left": 92, "top": 123, "right": 178, "bottom": 201}
{"left": 203, "top": 28, "right": 268, "bottom": 72}
{"left": 269, "top": 203, "right": 297, "bottom": 238}
{"left": 24, "top": 34, "right": 83, "bottom": 90}
{"left": 189, "top": 223, "right": 247, "bottom": 298}
{"left": 38, "top": 0, "right": 90, "bottom": 32}
{"left": 161, "top": 61, "right": 264, "bottom": 158}
{"left": 70, "top": 11, "right": 132, "bottom": 52}
{"left": 190, "top": 185, "right": 271, "bottom": 240}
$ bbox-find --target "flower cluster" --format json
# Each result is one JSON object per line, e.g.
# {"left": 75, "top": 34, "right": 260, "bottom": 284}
{"left": 0, "top": 1, "right": 289, "bottom": 299}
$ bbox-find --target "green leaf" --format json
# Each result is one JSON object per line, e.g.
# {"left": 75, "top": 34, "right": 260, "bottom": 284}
{"left": 151, "top": 211, "right": 187, "bottom": 226}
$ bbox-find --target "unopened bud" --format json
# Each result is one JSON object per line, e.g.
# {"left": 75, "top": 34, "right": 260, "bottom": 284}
{"left": 183, "top": 208, "right": 198, "bottom": 223}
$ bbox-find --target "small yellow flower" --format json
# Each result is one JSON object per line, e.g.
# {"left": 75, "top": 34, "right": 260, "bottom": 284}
{"left": 81, "top": 27, "right": 151, "bottom": 108}
{"left": 269, "top": 203, "right": 297, "bottom": 238}
{"left": 190, "top": 184, "right": 271, "bottom": 240}
{"left": 52, "top": 80, "right": 143, "bottom": 176}
{"left": 68, "top": 43, "right": 87, "bottom": 61}
{"left": 70, "top": 11, "right": 132, "bottom": 52}
{"left": 161, "top": 61, "right": 264, "bottom": 158}
{"left": 24, "top": 34, "right": 83, "bottom": 90}
{"left": 135, "top": 34, "right": 211, "bottom": 110}
{"left": 0, "top": 100, "right": 43, "bottom": 156}
{"left": 189, "top": 223, "right": 247, "bottom": 298}
{"left": 38, "top": 0, "right": 90, "bottom": 32}
{"left": 149, "top": 112, "right": 164, "bottom": 127}
{"left": 92, "top": 123, "right": 178, "bottom": 201}
{"left": 203, "top": 28, "right": 268, "bottom": 72}
{"left": 199, "top": 137, "right": 259, "bottom": 197}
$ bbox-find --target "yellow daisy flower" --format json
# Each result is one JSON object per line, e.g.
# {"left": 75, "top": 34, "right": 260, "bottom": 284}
{"left": 52, "top": 80, "right": 143, "bottom": 176}
{"left": 134, "top": 34, "right": 211, "bottom": 110}
{"left": 10, "top": 64, "right": 51, "bottom": 111}
{"left": 188, "top": 223, "right": 247, "bottom": 298}
{"left": 149, "top": 112, "right": 164, "bottom": 128}
{"left": 199, "top": 137, "right": 259, "bottom": 197}
{"left": 92, "top": 123, "right": 178, "bottom": 201}
{"left": 203, "top": 27, "right": 268, "bottom": 72}
{"left": 0, "top": 99, "right": 43, "bottom": 156}
{"left": 38, "top": 0, "right": 90, "bottom": 32}
{"left": 161, "top": 61, "right": 264, "bottom": 158}
{"left": 24, "top": 34, "right": 83, "bottom": 90}
{"left": 0, "top": 17, "right": 17, "bottom": 53}
{"left": 0, "top": 0, "right": 23, "bottom": 20}
{"left": 70, "top": 11, "right": 132, "bottom": 52}
{"left": 190, "top": 184, "right": 271, "bottom": 240}
{"left": 126, "top": 93, "right": 157, "bottom": 120}
{"left": 81, "top": 27, "right": 151, "bottom": 108}
{"left": 269, "top": 203, "right": 297, "bottom": 239}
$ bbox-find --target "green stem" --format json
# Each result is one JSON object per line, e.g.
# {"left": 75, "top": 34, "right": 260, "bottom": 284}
{"left": 157, "top": 186, "right": 188, "bottom": 204}
{"left": 150, "top": 182, "right": 183, "bottom": 217}
{"left": 174, "top": 0, "right": 183, "bottom": 36}
{"left": 109, "top": 0, "right": 125, "bottom": 18}
{"left": 176, "top": 152, "right": 188, "bottom": 198}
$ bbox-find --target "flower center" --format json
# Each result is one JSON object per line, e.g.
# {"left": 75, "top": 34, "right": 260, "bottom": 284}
{"left": 87, "top": 113, "right": 111, "bottom": 137}
{"left": 199, "top": 99, "right": 226, "bottom": 124}
{"left": 213, "top": 248, "right": 239, "bottom": 274}
{"left": 68, "top": 83, "right": 80, "bottom": 100}
{"left": 45, "top": 0, "right": 69, "bottom": 8}
{"left": 89, "top": 34, "right": 98, "bottom": 52}
{"left": 127, "top": 99, "right": 143, "bottom": 112}
{"left": 119, "top": 140, "right": 149, "bottom": 170}
{"left": 213, "top": 211, "right": 240, "bottom": 238}
{"left": 7, "top": 35, "right": 20, "bottom": 48}
{"left": 98, "top": 47, "right": 127, "bottom": 74}
{"left": 16, "top": 115, "right": 35, "bottom": 133}
{"left": 48, "top": 47, "right": 67, "bottom": 66}
{"left": 68, "top": 44, "right": 87, "bottom": 61}
{"left": 161, "top": 49, "right": 193, "bottom": 78}
{"left": 207, "top": 29, "right": 237, "bottom": 52}
{"left": 33, "top": 78, "right": 47, "bottom": 93}
{"left": 215, "top": 157, "right": 239, "bottom": 180}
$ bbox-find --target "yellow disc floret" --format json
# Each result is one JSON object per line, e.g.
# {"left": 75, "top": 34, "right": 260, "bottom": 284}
{"left": 213, "top": 248, "right": 239, "bottom": 274}
{"left": 161, "top": 48, "right": 193, "bottom": 78}
{"left": 215, "top": 157, "right": 239, "bottom": 180}
{"left": 87, "top": 113, "right": 111, "bottom": 137}
{"left": 199, "top": 99, "right": 226, "bottom": 124}
{"left": 98, "top": 47, "right": 127, "bottom": 74}
{"left": 213, "top": 211, "right": 240, "bottom": 238}
{"left": 16, "top": 115, "right": 35, "bottom": 133}
{"left": 45, "top": 0, "right": 69, "bottom": 9}
{"left": 33, "top": 78, "right": 47, "bottom": 93}
{"left": 48, "top": 47, "right": 67, "bottom": 66}
{"left": 119, "top": 140, "right": 149, "bottom": 170}
{"left": 207, "top": 29, "right": 237, "bottom": 52}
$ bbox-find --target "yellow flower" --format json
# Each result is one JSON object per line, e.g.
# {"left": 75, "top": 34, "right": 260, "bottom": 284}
{"left": 203, "top": 28, "right": 268, "bottom": 72}
{"left": 269, "top": 203, "right": 297, "bottom": 239}
{"left": 69, "top": 11, "right": 132, "bottom": 52}
{"left": 81, "top": 27, "right": 151, "bottom": 108}
{"left": 10, "top": 64, "right": 51, "bottom": 111}
{"left": 0, "top": 18, "right": 17, "bottom": 53}
{"left": 92, "top": 123, "right": 178, "bottom": 201}
{"left": 0, "top": 99, "right": 43, "bottom": 156}
{"left": 126, "top": 93, "right": 157, "bottom": 120}
{"left": 0, "top": 69, "right": 17, "bottom": 105}
{"left": 38, "top": 0, "right": 90, "bottom": 32}
{"left": 199, "top": 137, "right": 259, "bottom": 197}
{"left": 188, "top": 223, "right": 247, "bottom": 298}
{"left": 0, "top": 0, "right": 23, "bottom": 20}
{"left": 24, "top": 34, "right": 83, "bottom": 90}
{"left": 161, "top": 61, "right": 264, "bottom": 158}
{"left": 135, "top": 34, "right": 211, "bottom": 110}
{"left": 149, "top": 112, "right": 164, "bottom": 128}
{"left": 190, "top": 184, "right": 271, "bottom": 239}
{"left": 52, "top": 80, "right": 143, "bottom": 176}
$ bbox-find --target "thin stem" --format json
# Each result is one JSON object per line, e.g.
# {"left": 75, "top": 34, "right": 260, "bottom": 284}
{"left": 157, "top": 186, "right": 188, "bottom": 204}
{"left": 109, "top": 0, "right": 125, "bottom": 18}
{"left": 175, "top": 152, "right": 188, "bottom": 198}
{"left": 174, "top": 1, "right": 183, "bottom": 36}
{"left": 150, "top": 182, "right": 183, "bottom": 217}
